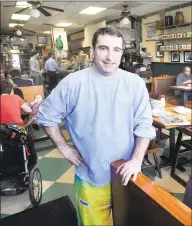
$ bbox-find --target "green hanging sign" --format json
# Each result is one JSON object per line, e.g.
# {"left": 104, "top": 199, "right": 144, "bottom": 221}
{"left": 56, "top": 35, "right": 63, "bottom": 51}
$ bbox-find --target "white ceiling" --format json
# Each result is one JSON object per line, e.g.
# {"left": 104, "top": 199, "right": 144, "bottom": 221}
{"left": 1, "top": 0, "right": 190, "bottom": 36}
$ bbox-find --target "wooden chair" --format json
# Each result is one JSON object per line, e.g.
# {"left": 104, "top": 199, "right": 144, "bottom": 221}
{"left": 111, "top": 160, "right": 191, "bottom": 226}
{"left": 142, "top": 140, "right": 162, "bottom": 178}
{"left": 171, "top": 126, "right": 192, "bottom": 187}
{"left": 19, "top": 85, "right": 44, "bottom": 102}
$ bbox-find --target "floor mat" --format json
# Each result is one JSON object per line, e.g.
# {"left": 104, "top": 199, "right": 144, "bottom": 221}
{"left": 0, "top": 196, "right": 78, "bottom": 226}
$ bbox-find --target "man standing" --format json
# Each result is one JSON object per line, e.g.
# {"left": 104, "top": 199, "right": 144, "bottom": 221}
{"left": 175, "top": 66, "right": 192, "bottom": 103}
{"left": 45, "top": 52, "right": 61, "bottom": 91}
{"left": 29, "top": 52, "right": 42, "bottom": 85}
{"left": 37, "top": 27, "right": 155, "bottom": 225}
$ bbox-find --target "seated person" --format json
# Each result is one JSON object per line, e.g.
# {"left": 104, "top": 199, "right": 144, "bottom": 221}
{"left": 10, "top": 69, "right": 33, "bottom": 87}
{"left": 4, "top": 70, "right": 24, "bottom": 98}
{"left": 175, "top": 66, "right": 192, "bottom": 103}
{"left": 0, "top": 79, "right": 32, "bottom": 127}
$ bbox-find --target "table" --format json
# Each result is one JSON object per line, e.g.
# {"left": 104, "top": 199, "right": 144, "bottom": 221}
{"left": 170, "top": 85, "right": 192, "bottom": 106}
{"left": 152, "top": 102, "right": 191, "bottom": 168}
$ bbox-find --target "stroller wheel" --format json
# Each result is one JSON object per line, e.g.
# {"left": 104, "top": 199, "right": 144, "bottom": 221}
{"left": 29, "top": 167, "right": 42, "bottom": 206}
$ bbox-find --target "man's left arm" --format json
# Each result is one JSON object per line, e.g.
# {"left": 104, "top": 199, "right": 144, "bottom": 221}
{"left": 116, "top": 80, "right": 156, "bottom": 185}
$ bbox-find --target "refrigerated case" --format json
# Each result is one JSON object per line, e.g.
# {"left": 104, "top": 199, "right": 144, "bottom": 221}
{"left": 10, "top": 49, "right": 21, "bottom": 70}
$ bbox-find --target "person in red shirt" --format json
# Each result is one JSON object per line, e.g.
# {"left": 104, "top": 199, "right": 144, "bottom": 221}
{"left": 0, "top": 79, "right": 32, "bottom": 126}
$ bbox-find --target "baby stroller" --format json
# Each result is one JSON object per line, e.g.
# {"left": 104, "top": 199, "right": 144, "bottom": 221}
{"left": 0, "top": 119, "right": 42, "bottom": 206}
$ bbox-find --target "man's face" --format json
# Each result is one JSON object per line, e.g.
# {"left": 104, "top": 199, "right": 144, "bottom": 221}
{"left": 92, "top": 34, "right": 123, "bottom": 76}
{"left": 184, "top": 67, "right": 191, "bottom": 76}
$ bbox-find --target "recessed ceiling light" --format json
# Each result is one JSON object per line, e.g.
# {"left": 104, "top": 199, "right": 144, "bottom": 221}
{"left": 11, "top": 14, "right": 31, "bottom": 20}
{"left": 55, "top": 23, "right": 72, "bottom": 27}
{"left": 43, "top": 31, "right": 51, "bottom": 34}
{"left": 16, "top": 1, "right": 31, "bottom": 8}
{"left": 79, "top": 6, "right": 106, "bottom": 15}
{"left": 9, "top": 23, "right": 24, "bottom": 27}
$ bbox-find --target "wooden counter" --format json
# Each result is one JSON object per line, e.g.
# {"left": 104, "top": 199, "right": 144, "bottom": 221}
{"left": 111, "top": 160, "right": 191, "bottom": 226}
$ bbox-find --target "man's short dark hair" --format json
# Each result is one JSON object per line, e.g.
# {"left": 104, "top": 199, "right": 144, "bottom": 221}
{"left": 31, "top": 51, "right": 38, "bottom": 56}
{"left": 10, "top": 69, "right": 21, "bottom": 78}
{"left": 92, "top": 26, "right": 124, "bottom": 49}
{"left": 48, "top": 52, "right": 53, "bottom": 58}
{"left": 0, "top": 79, "right": 13, "bottom": 94}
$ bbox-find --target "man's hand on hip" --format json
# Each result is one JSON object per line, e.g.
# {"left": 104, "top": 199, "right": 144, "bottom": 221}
{"left": 63, "top": 144, "right": 85, "bottom": 166}
{"left": 116, "top": 159, "right": 142, "bottom": 186}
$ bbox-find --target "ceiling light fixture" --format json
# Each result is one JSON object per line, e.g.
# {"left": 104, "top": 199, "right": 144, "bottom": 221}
{"left": 9, "top": 23, "right": 24, "bottom": 27}
{"left": 11, "top": 36, "right": 16, "bottom": 41}
{"left": 55, "top": 23, "right": 72, "bottom": 27}
{"left": 11, "top": 14, "right": 31, "bottom": 20}
{"left": 79, "top": 6, "right": 106, "bottom": 15}
{"left": 20, "top": 38, "right": 25, "bottom": 41}
{"left": 31, "top": 8, "right": 40, "bottom": 18}
{"left": 16, "top": 29, "right": 23, "bottom": 36}
{"left": 121, "top": 17, "right": 130, "bottom": 25}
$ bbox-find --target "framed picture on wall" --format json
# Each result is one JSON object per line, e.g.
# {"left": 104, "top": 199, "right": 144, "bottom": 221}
{"left": 184, "top": 51, "right": 192, "bottom": 62}
{"left": 145, "top": 22, "right": 157, "bottom": 41}
{"left": 171, "top": 51, "right": 180, "bottom": 62}
{"left": 156, "top": 42, "right": 164, "bottom": 58}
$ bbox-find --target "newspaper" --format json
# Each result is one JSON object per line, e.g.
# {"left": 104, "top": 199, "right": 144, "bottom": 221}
{"left": 158, "top": 115, "right": 190, "bottom": 126}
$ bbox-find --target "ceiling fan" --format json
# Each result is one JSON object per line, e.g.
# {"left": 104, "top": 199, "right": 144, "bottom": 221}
{"left": 11, "top": 24, "right": 36, "bottom": 36}
{"left": 3, "top": 1, "right": 64, "bottom": 17}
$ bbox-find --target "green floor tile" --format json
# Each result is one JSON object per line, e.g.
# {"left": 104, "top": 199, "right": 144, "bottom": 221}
{"left": 36, "top": 157, "right": 72, "bottom": 181}
{"left": 37, "top": 149, "right": 52, "bottom": 157}
{"left": 142, "top": 167, "right": 157, "bottom": 181}
{"left": 26, "top": 182, "right": 76, "bottom": 210}
{"left": 171, "top": 192, "right": 184, "bottom": 202}
{"left": 34, "top": 139, "right": 53, "bottom": 149}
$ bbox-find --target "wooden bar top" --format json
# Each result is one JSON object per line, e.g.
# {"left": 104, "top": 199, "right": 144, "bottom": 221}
{"left": 111, "top": 160, "right": 192, "bottom": 226}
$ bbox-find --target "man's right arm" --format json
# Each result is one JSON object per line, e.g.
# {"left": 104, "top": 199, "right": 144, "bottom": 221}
{"left": 37, "top": 78, "right": 84, "bottom": 166}
{"left": 44, "top": 125, "right": 84, "bottom": 166}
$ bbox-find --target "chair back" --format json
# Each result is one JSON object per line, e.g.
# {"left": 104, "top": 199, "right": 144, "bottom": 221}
{"left": 152, "top": 76, "right": 176, "bottom": 95}
{"left": 19, "top": 85, "right": 44, "bottom": 102}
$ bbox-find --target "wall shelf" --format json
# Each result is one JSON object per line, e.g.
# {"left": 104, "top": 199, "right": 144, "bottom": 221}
{"left": 162, "top": 49, "right": 192, "bottom": 52}
{"left": 157, "top": 22, "right": 192, "bottom": 30}
{"left": 158, "top": 38, "right": 191, "bottom": 41}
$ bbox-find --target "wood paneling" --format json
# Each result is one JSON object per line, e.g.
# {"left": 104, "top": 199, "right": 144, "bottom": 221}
{"left": 111, "top": 160, "right": 191, "bottom": 226}
{"left": 19, "top": 85, "right": 44, "bottom": 102}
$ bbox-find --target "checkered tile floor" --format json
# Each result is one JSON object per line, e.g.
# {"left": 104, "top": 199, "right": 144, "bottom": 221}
{"left": 0, "top": 127, "right": 191, "bottom": 221}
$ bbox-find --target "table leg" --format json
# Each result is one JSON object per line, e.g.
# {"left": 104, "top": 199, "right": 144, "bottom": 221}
{"left": 181, "top": 91, "right": 185, "bottom": 106}
{"left": 160, "top": 128, "right": 175, "bottom": 168}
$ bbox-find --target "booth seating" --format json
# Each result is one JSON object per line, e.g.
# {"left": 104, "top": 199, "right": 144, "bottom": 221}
{"left": 19, "top": 85, "right": 44, "bottom": 101}
{"left": 20, "top": 85, "right": 55, "bottom": 152}
{"left": 111, "top": 160, "right": 192, "bottom": 226}
{"left": 150, "top": 75, "right": 180, "bottom": 105}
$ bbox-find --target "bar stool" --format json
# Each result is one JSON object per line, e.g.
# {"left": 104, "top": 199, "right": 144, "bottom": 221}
{"left": 171, "top": 126, "right": 192, "bottom": 187}
{"left": 142, "top": 140, "right": 162, "bottom": 178}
